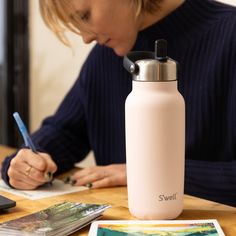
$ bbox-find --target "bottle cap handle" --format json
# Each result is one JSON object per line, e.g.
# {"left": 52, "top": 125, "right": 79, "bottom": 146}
{"left": 123, "top": 51, "right": 154, "bottom": 74}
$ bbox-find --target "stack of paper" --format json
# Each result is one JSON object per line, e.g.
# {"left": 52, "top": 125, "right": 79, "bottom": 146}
{"left": 0, "top": 202, "right": 110, "bottom": 236}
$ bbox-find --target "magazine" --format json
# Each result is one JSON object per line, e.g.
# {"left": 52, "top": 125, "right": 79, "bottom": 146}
{"left": 89, "top": 219, "right": 225, "bottom": 236}
{"left": 0, "top": 201, "right": 110, "bottom": 236}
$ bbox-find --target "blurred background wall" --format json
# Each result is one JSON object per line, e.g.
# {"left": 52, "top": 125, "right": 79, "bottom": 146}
{"left": 29, "top": 1, "right": 94, "bottom": 132}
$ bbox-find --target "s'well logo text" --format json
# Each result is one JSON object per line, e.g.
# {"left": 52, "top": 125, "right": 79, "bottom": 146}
{"left": 158, "top": 193, "right": 177, "bottom": 201}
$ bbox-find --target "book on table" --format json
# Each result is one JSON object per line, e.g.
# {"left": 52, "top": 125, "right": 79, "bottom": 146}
{"left": 89, "top": 219, "right": 225, "bottom": 236}
{"left": 0, "top": 201, "right": 110, "bottom": 236}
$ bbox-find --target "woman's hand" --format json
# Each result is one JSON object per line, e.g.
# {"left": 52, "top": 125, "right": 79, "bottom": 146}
{"left": 7, "top": 148, "right": 57, "bottom": 190}
{"left": 70, "top": 164, "right": 127, "bottom": 188}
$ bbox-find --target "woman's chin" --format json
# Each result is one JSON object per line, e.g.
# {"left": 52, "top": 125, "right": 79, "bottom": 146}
{"left": 113, "top": 46, "right": 131, "bottom": 57}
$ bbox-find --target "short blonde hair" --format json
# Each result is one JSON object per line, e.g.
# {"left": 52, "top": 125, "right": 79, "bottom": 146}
{"left": 39, "top": 0, "right": 162, "bottom": 45}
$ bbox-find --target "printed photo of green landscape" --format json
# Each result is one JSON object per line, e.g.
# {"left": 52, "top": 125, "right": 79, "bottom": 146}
{"left": 97, "top": 222, "right": 220, "bottom": 236}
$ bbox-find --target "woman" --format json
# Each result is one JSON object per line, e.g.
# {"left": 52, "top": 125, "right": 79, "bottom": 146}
{"left": 2, "top": 0, "right": 236, "bottom": 206}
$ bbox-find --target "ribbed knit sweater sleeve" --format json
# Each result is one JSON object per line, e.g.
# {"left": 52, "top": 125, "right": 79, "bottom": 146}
{"left": 29, "top": 69, "right": 91, "bottom": 173}
{"left": 34, "top": 59, "right": 98, "bottom": 169}
{"left": 1, "top": 60, "right": 92, "bottom": 181}
{"left": 179, "top": 1, "right": 236, "bottom": 206}
{"left": 184, "top": 20, "right": 236, "bottom": 205}
{"left": 185, "top": 160, "right": 236, "bottom": 206}
{"left": 184, "top": 33, "right": 236, "bottom": 206}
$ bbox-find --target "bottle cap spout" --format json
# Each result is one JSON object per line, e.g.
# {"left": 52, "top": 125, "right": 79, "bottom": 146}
{"left": 123, "top": 39, "right": 178, "bottom": 82}
{"left": 155, "top": 39, "right": 168, "bottom": 62}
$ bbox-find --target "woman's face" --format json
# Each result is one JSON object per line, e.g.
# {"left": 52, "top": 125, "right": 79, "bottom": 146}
{"left": 70, "top": 0, "right": 141, "bottom": 56}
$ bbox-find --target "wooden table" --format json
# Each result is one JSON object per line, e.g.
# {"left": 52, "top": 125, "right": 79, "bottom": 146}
{"left": 0, "top": 145, "right": 235, "bottom": 235}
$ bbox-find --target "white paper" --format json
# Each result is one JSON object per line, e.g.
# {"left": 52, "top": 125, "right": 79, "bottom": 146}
{"left": 0, "top": 179, "right": 87, "bottom": 200}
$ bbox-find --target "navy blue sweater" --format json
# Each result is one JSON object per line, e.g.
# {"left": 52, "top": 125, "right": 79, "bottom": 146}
{"left": 2, "top": 0, "right": 236, "bottom": 206}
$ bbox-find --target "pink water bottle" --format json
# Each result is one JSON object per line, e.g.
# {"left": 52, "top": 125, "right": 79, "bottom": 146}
{"left": 123, "top": 39, "right": 185, "bottom": 220}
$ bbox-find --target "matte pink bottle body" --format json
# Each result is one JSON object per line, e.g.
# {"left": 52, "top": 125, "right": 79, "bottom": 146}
{"left": 125, "top": 80, "right": 185, "bottom": 220}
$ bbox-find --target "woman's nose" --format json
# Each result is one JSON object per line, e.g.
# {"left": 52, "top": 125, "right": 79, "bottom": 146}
{"left": 81, "top": 31, "right": 96, "bottom": 44}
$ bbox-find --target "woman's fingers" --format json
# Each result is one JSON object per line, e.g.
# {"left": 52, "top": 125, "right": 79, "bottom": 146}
{"left": 9, "top": 158, "right": 45, "bottom": 181}
{"left": 8, "top": 179, "right": 37, "bottom": 190}
{"left": 16, "top": 149, "right": 47, "bottom": 172}
{"left": 71, "top": 164, "right": 127, "bottom": 188}
{"left": 39, "top": 152, "right": 58, "bottom": 175}
{"left": 8, "top": 148, "right": 57, "bottom": 189}
{"left": 8, "top": 164, "right": 47, "bottom": 189}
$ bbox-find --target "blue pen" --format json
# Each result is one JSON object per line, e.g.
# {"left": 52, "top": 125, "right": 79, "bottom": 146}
{"left": 13, "top": 112, "right": 53, "bottom": 183}
{"left": 13, "top": 112, "right": 37, "bottom": 152}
